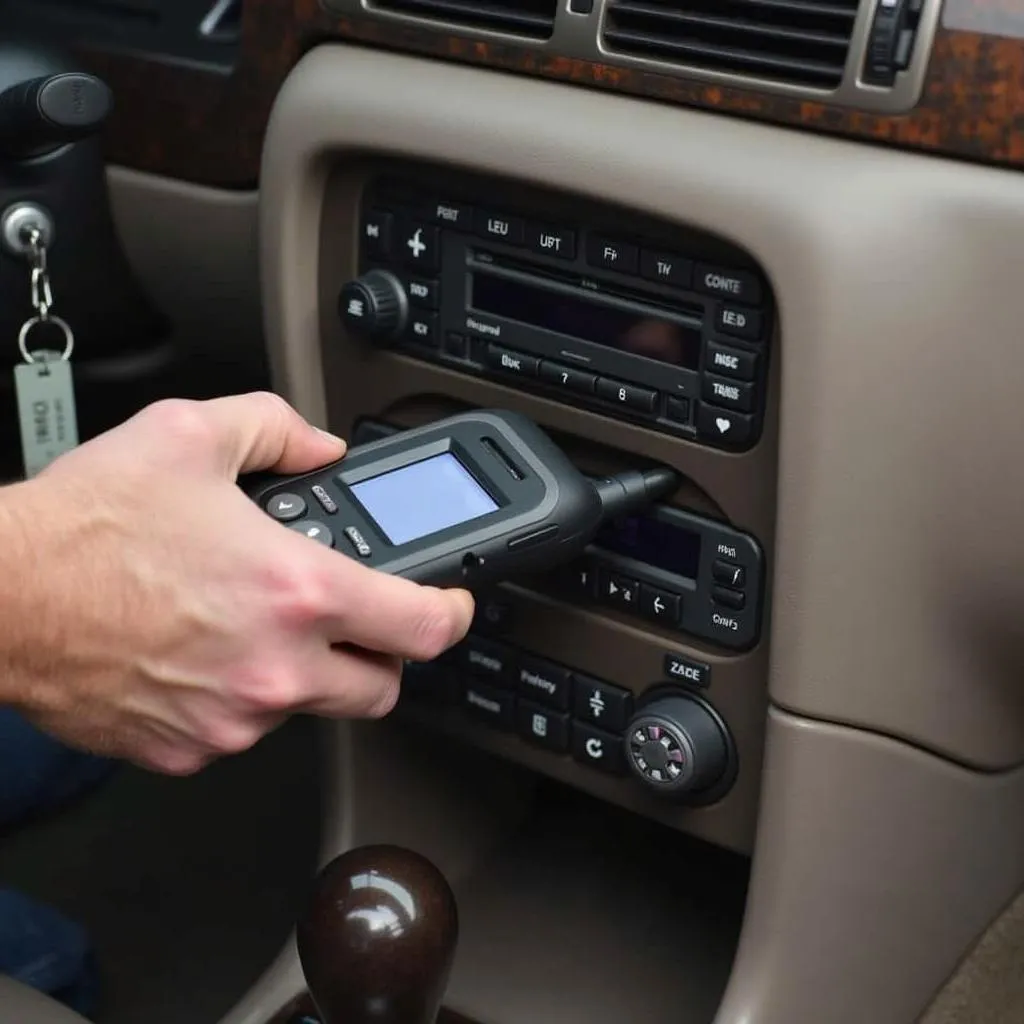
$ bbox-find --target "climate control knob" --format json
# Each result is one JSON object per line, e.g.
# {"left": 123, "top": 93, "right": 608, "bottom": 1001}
{"left": 338, "top": 269, "right": 408, "bottom": 343}
{"left": 626, "top": 694, "right": 729, "bottom": 797}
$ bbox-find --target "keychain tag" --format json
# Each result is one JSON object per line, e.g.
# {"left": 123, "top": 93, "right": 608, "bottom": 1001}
{"left": 14, "top": 318, "right": 79, "bottom": 478}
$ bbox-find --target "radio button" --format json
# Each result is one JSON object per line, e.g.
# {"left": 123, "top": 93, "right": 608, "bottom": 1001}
{"left": 427, "top": 199, "right": 473, "bottom": 230}
{"left": 527, "top": 223, "right": 576, "bottom": 261}
{"left": 639, "top": 584, "right": 682, "bottom": 626}
{"left": 702, "top": 374, "right": 755, "bottom": 413}
{"left": 475, "top": 210, "right": 525, "bottom": 245}
{"left": 462, "top": 683, "right": 514, "bottom": 729}
{"left": 712, "top": 586, "right": 746, "bottom": 611}
{"left": 539, "top": 360, "right": 596, "bottom": 395}
{"left": 517, "top": 656, "right": 573, "bottom": 711}
{"left": 696, "top": 404, "right": 754, "bottom": 447}
{"left": 599, "top": 569, "right": 640, "bottom": 612}
{"left": 706, "top": 342, "right": 758, "bottom": 382}
{"left": 485, "top": 344, "right": 539, "bottom": 379}
{"left": 571, "top": 723, "right": 626, "bottom": 774}
{"left": 573, "top": 677, "right": 632, "bottom": 732}
{"left": 407, "top": 276, "right": 440, "bottom": 309}
{"left": 716, "top": 303, "right": 763, "bottom": 341}
{"left": 640, "top": 249, "right": 693, "bottom": 289}
{"left": 695, "top": 263, "right": 762, "bottom": 305}
{"left": 362, "top": 209, "right": 393, "bottom": 261}
{"left": 664, "top": 653, "right": 711, "bottom": 689}
{"left": 406, "top": 312, "right": 439, "bottom": 348}
{"left": 586, "top": 234, "right": 639, "bottom": 275}
{"left": 713, "top": 560, "right": 746, "bottom": 589}
{"left": 460, "top": 635, "right": 514, "bottom": 687}
{"left": 517, "top": 701, "right": 570, "bottom": 752}
{"left": 596, "top": 377, "right": 658, "bottom": 414}
{"left": 665, "top": 397, "right": 691, "bottom": 425}
{"left": 400, "top": 220, "right": 440, "bottom": 271}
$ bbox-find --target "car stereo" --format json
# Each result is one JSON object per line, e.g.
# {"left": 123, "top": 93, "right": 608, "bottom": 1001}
{"left": 338, "top": 173, "right": 773, "bottom": 452}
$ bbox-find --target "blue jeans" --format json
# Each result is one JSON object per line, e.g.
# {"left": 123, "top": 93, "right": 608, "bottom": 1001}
{"left": 0, "top": 709, "right": 116, "bottom": 1017}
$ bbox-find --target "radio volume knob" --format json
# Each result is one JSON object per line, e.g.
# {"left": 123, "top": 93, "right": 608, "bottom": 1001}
{"left": 625, "top": 694, "right": 730, "bottom": 798}
{"left": 339, "top": 270, "right": 408, "bottom": 344}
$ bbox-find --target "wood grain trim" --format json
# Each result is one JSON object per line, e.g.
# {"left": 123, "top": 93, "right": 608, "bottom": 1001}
{"left": 79, "top": 0, "right": 1024, "bottom": 187}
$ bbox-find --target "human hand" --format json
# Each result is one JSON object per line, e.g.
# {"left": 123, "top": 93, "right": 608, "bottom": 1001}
{"left": 0, "top": 392, "right": 474, "bottom": 774}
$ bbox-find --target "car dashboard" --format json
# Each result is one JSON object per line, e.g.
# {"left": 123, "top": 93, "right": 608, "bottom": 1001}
{"left": 0, "top": 2, "right": 1023, "bottom": 1024}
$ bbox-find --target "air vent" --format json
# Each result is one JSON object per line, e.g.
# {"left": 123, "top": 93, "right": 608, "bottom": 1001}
{"left": 372, "top": 0, "right": 557, "bottom": 39}
{"left": 603, "top": 0, "right": 860, "bottom": 90}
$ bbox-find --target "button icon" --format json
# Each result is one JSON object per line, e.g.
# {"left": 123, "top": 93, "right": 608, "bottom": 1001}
{"left": 289, "top": 520, "right": 334, "bottom": 547}
{"left": 585, "top": 737, "right": 604, "bottom": 759}
{"left": 266, "top": 492, "right": 306, "bottom": 522}
{"left": 346, "top": 298, "right": 365, "bottom": 318}
{"left": 531, "top": 714, "right": 548, "bottom": 739}
{"left": 588, "top": 689, "right": 606, "bottom": 719}
{"left": 407, "top": 228, "right": 426, "bottom": 259}
{"left": 716, "top": 417, "right": 731, "bottom": 434}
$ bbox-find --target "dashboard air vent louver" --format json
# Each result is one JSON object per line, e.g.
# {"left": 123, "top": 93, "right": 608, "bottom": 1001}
{"left": 372, "top": 0, "right": 557, "bottom": 39}
{"left": 603, "top": 0, "right": 861, "bottom": 90}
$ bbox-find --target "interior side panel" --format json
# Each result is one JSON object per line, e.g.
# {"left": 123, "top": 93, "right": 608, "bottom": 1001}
{"left": 106, "top": 168, "right": 266, "bottom": 385}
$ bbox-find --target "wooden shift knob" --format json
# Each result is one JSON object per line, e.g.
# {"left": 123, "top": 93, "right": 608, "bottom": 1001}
{"left": 296, "top": 845, "right": 459, "bottom": 1024}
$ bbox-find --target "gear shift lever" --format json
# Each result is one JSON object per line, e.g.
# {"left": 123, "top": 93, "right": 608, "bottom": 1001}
{"left": 297, "top": 845, "right": 459, "bottom": 1024}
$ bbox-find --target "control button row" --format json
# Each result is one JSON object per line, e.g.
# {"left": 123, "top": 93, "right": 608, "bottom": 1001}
{"left": 365, "top": 197, "right": 577, "bottom": 262}
{"left": 461, "top": 681, "right": 625, "bottom": 772}
{"left": 454, "top": 636, "right": 633, "bottom": 730}
{"left": 566, "top": 562, "right": 685, "bottom": 630}
{"left": 484, "top": 343, "right": 658, "bottom": 416}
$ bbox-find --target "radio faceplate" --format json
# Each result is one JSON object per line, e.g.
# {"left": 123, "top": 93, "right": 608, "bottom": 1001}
{"left": 350, "top": 171, "right": 773, "bottom": 452}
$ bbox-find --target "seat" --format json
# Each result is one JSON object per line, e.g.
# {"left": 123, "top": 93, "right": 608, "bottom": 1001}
{"left": 0, "top": 975, "right": 91, "bottom": 1024}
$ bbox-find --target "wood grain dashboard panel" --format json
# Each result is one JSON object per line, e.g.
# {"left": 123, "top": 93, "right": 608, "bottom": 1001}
{"left": 78, "top": 0, "right": 1024, "bottom": 188}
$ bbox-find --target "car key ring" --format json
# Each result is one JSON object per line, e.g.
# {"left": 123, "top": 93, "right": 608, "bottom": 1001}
{"left": 11, "top": 217, "right": 80, "bottom": 477}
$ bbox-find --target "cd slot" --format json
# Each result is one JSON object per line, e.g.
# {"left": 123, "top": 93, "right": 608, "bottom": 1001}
{"left": 470, "top": 250, "right": 705, "bottom": 323}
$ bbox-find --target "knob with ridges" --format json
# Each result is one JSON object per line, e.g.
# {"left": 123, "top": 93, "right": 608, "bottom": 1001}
{"left": 339, "top": 269, "right": 408, "bottom": 344}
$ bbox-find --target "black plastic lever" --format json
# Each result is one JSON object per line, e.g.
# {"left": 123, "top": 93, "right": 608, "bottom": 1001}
{"left": 0, "top": 72, "right": 112, "bottom": 159}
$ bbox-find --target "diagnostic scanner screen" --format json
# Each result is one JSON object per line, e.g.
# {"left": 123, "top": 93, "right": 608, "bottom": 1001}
{"left": 350, "top": 452, "right": 498, "bottom": 546}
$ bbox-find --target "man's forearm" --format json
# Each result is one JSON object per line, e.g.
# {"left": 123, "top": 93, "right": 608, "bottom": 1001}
{"left": 0, "top": 479, "right": 41, "bottom": 710}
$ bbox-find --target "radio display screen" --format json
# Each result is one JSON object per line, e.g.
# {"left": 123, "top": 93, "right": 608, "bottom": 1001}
{"left": 471, "top": 272, "right": 702, "bottom": 370}
{"left": 595, "top": 513, "right": 702, "bottom": 580}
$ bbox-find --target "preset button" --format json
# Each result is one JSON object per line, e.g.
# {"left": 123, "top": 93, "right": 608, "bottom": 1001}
{"left": 485, "top": 344, "right": 539, "bottom": 378}
{"left": 706, "top": 342, "right": 758, "bottom": 382}
{"left": 702, "top": 374, "right": 755, "bottom": 413}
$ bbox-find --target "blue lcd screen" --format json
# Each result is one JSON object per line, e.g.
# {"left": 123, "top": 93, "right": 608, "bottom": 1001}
{"left": 350, "top": 452, "right": 498, "bottom": 546}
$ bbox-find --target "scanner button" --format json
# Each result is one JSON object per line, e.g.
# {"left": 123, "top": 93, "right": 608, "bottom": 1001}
{"left": 508, "top": 524, "right": 559, "bottom": 551}
{"left": 573, "top": 677, "right": 632, "bottom": 732}
{"left": 310, "top": 484, "right": 338, "bottom": 515}
{"left": 462, "top": 683, "right": 514, "bottom": 729}
{"left": 587, "top": 235, "right": 639, "bottom": 275}
{"left": 517, "top": 701, "right": 570, "bottom": 752}
{"left": 571, "top": 723, "right": 626, "bottom": 775}
{"left": 266, "top": 492, "right": 306, "bottom": 522}
{"left": 599, "top": 569, "right": 640, "bottom": 613}
{"left": 539, "top": 360, "right": 596, "bottom": 395}
{"left": 485, "top": 345, "right": 539, "bottom": 378}
{"left": 290, "top": 521, "right": 334, "bottom": 548}
{"left": 639, "top": 584, "right": 682, "bottom": 626}
{"left": 460, "top": 636, "right": 514, "bottom": 687}
{"left": 517, "top": 656, "right": 573, "bottom": 711}
{"left": 706, "top": 342, "right": 758, "bottom": 382}
{"left": 596, "top": 378, "right": 658, "bottom": 414}
{"left": 342, "top": 525, "right": 372, "bottom": 558}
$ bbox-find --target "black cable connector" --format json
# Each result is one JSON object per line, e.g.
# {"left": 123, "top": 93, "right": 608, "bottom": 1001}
{"left": 593, "top": 466, "right": 678, "bottom": 520}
